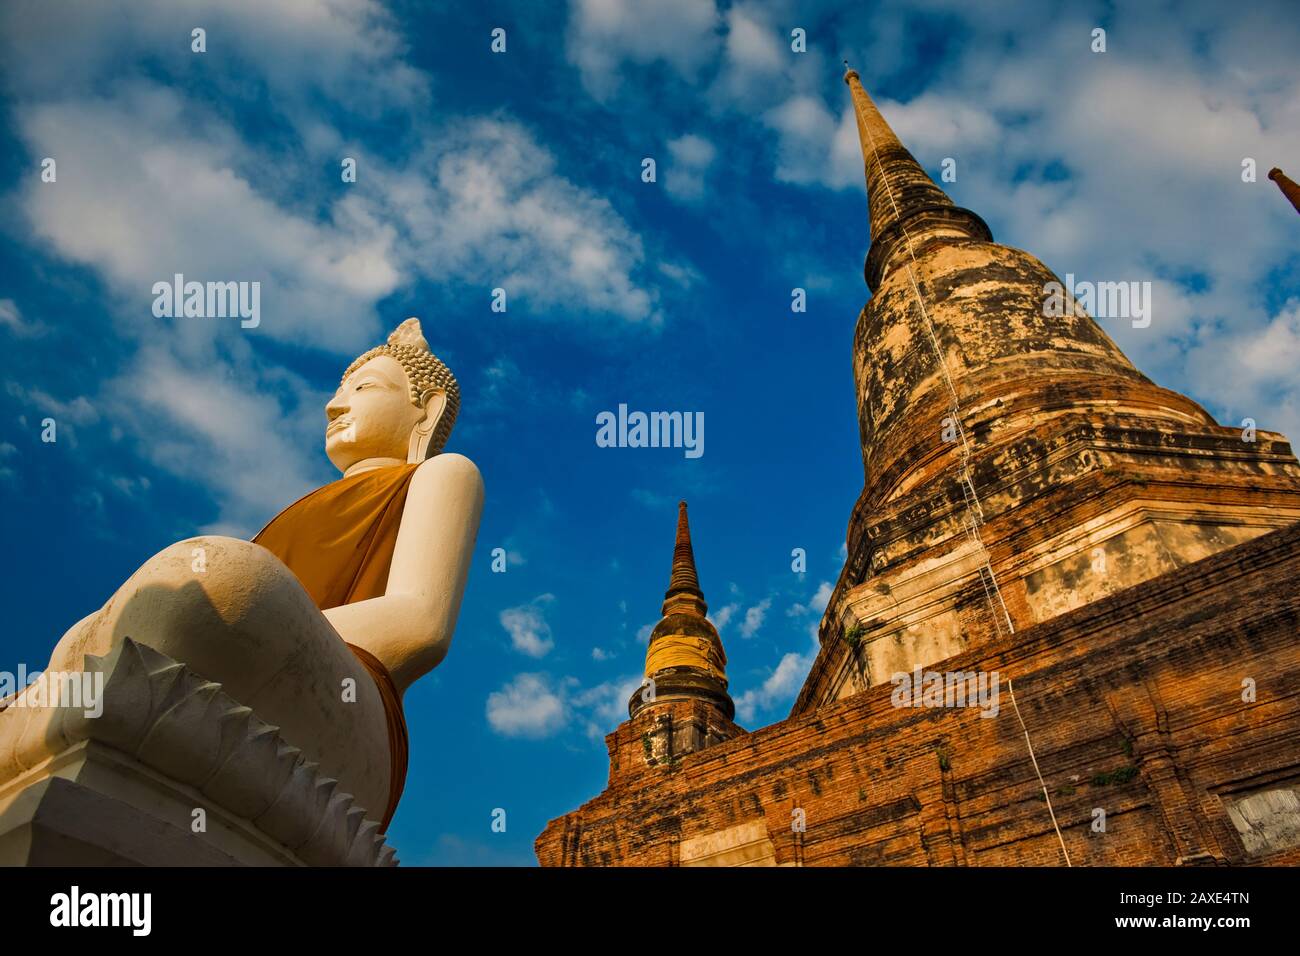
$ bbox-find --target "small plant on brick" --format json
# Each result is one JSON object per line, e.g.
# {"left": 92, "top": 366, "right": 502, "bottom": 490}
{"left": 1033, "top": 781, "right": 1075, "bottom": 801}
{"left": 1091, "top": 765, "right": 1139, "bottom": 787}
{"left": 1111, "top": 765, "right": 1139, "bottom": 784}
{"left": 841, "top": 624, "right": 868, "bottom": 687}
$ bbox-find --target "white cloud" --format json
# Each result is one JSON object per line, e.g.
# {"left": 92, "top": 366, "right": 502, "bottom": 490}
{"left": 572, "top": 672, "right": 643, "bottom": 739}
{"left": 97, "top": 344, "right": 322, "bottom": 534}
{"left": 763, "top": 96, "right": 861, "bottom": 189}
{"left": 734, "top": 650, "right": 810, "bottom": 723}
{"left": 1191, "top": 299, "right": 1300, "bottom": 439}
{"left": 671, "top": 135, "right": 716, "bottom": 165}
{"left": 485, "top": 670, "right": 641, "bottom": 741}
{"left": 591, "top": 646, "right": 612, "bottom": 661}
{"left": 0, "top": 0, "right": 427, "bottom": 111}
{"left": 0, "top": 299, "right": 46, "bottom": 337}
{"left": 709, "top": 601, "right": 739, "bottom": 632}
{"left": 876, "top": 93, "right": 999, "bottom": 156}
{"left": 486, "top": 673, "right": 569, "bottom": 738}
{"left": 567, "top": 0, "right": 722, "bottom": 99}
{"left": 379, "top": 119, "right": 660, "bottom": 326}
{"left": 712, "top": 3, "right": 791, "bottom": 109}
{"left": 724, "top": 4, "right": 784, "bottom": 75}
{"left": 108, "top": 474, "right": 150, "bottom": 498}
{"left": 6, "top": 383, "right": 98, "bottom": 427}
{"left": 1229, "top": 300, "right": 1300, "bottom": 384}
{"left": 20, "top": 96, "right": 665, "bottom": 355}
{"left": 738, "top": 597, "right": 772, "bottom": 638}
{"left": 788, "top": 581, "right": 833, "bottom": 617}
{"left": 665, "top": 134, "right": 718, "bottom": 202}
{"left": 499, "top": 594, "right": 557, "bottom": 658}
{"left": 480, "top": 358, "right": 519, "bottom": 411}
{"left": 734, "top": 607, "right": 822, "bottom": 724}
{"left": 20, "top": 86, "right": 400, "bottom": 355}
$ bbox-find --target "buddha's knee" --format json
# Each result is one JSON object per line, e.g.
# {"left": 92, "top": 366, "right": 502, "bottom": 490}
{"left": 123, "top": 536, "right": 301, "bottom": 620}
{"left": 105, "top": 536, "right": 317, "bottom": 689}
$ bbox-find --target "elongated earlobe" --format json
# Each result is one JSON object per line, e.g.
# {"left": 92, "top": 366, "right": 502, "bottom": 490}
{"left": 407, "top": 390, "right": 448, "bottom": 463}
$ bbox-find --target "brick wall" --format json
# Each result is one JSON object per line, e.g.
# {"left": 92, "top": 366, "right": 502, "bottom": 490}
{"left": 536, "top": 521, "right": 1300, "bottom": 866}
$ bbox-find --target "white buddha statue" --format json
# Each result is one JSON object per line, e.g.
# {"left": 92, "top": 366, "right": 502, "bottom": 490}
{"left": 41, "top": 318, "right": 484, "bottom": 831}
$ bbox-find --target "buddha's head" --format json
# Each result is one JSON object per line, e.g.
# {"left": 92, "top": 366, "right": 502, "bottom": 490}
{"left": 326, "top": 317, "right": 461, "bottom": 473}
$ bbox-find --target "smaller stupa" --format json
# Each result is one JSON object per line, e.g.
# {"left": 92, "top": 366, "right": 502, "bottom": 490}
{"left": 627, "top": 502, "right": 741, "bottom": 763}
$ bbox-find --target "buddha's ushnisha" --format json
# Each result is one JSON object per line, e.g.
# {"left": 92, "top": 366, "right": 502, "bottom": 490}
{"left": 41, "top": 318, "right": 484, "bottom": 832}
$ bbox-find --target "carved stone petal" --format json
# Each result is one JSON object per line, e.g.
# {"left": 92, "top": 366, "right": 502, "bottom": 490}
{"left": 0, "top": 638, "right": 395, "bottom": 866}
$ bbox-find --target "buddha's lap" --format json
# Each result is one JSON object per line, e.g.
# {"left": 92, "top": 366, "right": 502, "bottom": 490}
{"left": 51, "top": 535, "right": 387, "bottom": 756}
{"left": 112, "top": 535, "right": 320, "bottom": 631}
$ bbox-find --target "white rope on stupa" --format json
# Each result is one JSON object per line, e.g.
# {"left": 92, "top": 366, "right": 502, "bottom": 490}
{"left": 854, "top": 88, "right": 1016, "bottom": 639}
{"left": 1008, "top": 677, "right": 1073, "bottom": 866}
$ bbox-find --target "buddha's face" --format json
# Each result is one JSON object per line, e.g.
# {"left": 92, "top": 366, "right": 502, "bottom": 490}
{"left": 325, "top": 355, "right": 426, "bottom": 472}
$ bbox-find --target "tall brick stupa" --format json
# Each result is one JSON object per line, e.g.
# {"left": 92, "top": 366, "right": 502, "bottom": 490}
{"left": 796, "top": 67, "right": 1300, "bottom": 710}
{"left": 536, "top": 68, "right": 1300, "bottom": 868}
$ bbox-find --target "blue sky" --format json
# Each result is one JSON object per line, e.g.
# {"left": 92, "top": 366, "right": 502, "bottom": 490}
{"left": 1, "top": 0, "right": 1297, "bottom": 865}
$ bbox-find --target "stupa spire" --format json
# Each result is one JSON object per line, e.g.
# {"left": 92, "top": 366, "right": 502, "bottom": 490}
{"left": 629, "top": 502, "right": 735, "bottom": 723}
{"left": 663, "top": 501, "right": 705, "bottom": 614}
{"left": 843, "top": 64, "right": 991, "bottom": 290}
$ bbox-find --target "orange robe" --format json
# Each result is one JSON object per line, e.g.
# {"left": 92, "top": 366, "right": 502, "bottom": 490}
{"left": 252, "top": 463, "right": 420, "bottom": 833}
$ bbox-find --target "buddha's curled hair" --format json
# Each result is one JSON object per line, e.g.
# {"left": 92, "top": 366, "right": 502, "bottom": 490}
{"left": 342, "top": 317, "right": 460, "bottom": 456}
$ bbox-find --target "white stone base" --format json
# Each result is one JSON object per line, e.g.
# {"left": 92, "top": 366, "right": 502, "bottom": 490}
{"left": 0, "top": 639, "right": 396, "bottom": 867}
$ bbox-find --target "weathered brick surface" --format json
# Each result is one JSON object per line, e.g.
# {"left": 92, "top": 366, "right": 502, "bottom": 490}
{"left": 536, "top": 521, "right": 1300, "bottom": 866}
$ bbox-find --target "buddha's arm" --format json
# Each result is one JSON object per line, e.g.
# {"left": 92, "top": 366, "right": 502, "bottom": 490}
{"left": 322, "top": 453, "right": 484, "bottom": 693}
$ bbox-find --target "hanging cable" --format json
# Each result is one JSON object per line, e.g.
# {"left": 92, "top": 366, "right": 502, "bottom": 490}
{"left": 1007, "top": 677, "right": 1072, "bottom": 866}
